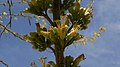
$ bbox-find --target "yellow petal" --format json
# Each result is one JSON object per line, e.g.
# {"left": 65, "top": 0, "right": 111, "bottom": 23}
{"left": 3, "top": 12, "right": 7, "bottom": 15}
{"left": 90, "top": 39, "right": 95, "bottom": 43}
{"left": 99, "top": 26, "right": 106, "bottom": 32}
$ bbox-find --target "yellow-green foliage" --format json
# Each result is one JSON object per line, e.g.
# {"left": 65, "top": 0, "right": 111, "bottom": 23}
{"left": 22, "top": 0, "right": 105, "bottom": 67}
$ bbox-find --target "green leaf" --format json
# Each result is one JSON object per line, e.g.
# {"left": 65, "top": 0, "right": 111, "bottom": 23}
{"left": 64, "top": 55, "right": 74, "bottom": 67}
{"left": 45, "top": 64, "right": 50, "bottom": 67}
{"left": 75, "top": 0, "right": 80, "bottom": 12}
{"left": 32, "top": 44, "right": 38, "bottom": 49}
{"left": 30, "top": 32, "right": 38, "bottom": 37}
{"left": 36, "top": 23, "right": 42, "bottom": 32}
{"left": 68, "top": 6, "right": 75, "bottom": 15}
{"left": 48, "top": 61, "right": 56, "bottom": 67}
{"left": 72, "top": 54, "right": 86, "bottom": 66}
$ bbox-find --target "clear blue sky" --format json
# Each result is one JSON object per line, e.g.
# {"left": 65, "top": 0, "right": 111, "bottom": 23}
{"left": 0, "top": 0, "right": 120, "bottom": 67}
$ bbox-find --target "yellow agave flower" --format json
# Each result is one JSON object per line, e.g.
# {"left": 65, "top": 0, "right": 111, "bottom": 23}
{"left": 67, "top": 29, "right": 77, "bottom": 38}
{"left": 60, "top": 25, "right": 68, "bottom": 39}
{"left": 40, "top": 31, "right": 50, "bottom": 39}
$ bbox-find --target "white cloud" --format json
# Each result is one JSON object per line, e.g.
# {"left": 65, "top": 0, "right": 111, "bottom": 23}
{"left": 112, "top": 61, "right": 120, "bottom": 65}
{"left": 96, "top": 0, "right": 120, "bottom": 19}
{"left": 96, "top": 0, "right": 120, "bottom": 17}
{"left": 94, "top": 0, "right": 120, "bottom": 32}
{"left": 108, "top": 23, "right": 120, "bottom": 31}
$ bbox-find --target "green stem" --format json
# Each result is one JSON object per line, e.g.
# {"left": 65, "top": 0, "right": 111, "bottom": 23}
{"left": 53, "top": 0, "right": 61, "bottom": 27}
{"left": 54, "top": 45, "right": 64, "bottom": 67}
{"left": 53, "top": 0, "right": 65, "bottom": 67}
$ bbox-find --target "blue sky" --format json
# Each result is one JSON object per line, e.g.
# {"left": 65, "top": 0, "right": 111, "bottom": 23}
{"left": 0, "top": 0, "right": 120, "bottom": 67}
